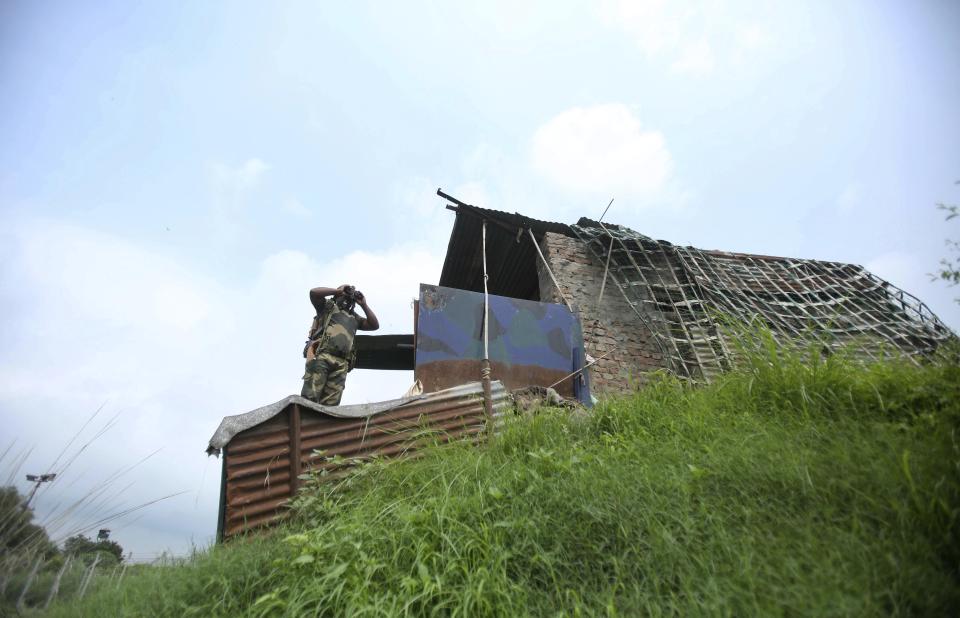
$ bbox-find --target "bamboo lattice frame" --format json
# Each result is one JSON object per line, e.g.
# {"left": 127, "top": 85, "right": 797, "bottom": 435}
{"left": 571, "top": 224, "right": 955, "bottom": 381}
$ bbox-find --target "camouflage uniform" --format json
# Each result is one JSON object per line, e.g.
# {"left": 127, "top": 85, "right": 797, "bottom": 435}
{"left": 301, "top": 299, "right": 360, "bottom": 405}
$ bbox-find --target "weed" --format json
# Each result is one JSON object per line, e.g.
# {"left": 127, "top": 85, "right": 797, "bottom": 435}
{"left": 46, "top": 348, "right": 960, "bottom": 616}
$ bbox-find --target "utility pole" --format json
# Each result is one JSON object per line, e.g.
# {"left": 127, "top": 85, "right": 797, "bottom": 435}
{"left": 21, "top": 473, "right": 56, "bottom": 510}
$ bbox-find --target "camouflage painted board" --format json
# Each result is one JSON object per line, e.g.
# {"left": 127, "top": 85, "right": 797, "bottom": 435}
{"left": 415, "top": 284, "right": 591, "bottom": 405}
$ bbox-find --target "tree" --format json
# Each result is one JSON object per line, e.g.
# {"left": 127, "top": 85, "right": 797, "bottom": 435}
{"left": 934, "top": 202, "right": 959, "bottom": 301}
{"left": 63, "top": 534, "right": 124, "bottom": 565}
{"left": 0, "top": 486, "right": 57, "bottom": 558}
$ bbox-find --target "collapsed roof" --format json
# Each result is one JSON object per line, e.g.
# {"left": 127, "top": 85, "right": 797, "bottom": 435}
{"left": 439, "top": 199, "right": 955, "bottom": 381}
{"left": 570, "top": 222, "right": 954, "bottom": 380}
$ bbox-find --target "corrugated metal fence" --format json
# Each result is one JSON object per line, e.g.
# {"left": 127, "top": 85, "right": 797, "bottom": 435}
{"left": 209, "top": 381, "right": 510, "bottom": 539}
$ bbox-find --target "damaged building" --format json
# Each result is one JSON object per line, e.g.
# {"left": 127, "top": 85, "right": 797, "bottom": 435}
{"left": 434, "top": 195, "right": 954, "bottom": 394}
{"left": 207, "top": 191, "right": 954, "bottom": 538}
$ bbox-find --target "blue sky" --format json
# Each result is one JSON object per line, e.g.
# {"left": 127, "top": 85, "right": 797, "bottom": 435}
{"left": 2, "top": 1, "right": 959, "bottom": 559}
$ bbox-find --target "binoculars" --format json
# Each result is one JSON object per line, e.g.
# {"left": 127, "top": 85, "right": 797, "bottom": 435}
{"left": 336, "top": 285, "right": 363, "bottom": 309}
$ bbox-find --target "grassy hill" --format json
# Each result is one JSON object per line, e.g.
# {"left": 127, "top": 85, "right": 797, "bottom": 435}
{"left": 46, "top": 345, "right": 960, "bottom": 616}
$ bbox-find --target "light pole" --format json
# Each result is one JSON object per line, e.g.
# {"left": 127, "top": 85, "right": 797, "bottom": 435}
{"left": 21, "top": 473, "right": 56, "bottom": 510}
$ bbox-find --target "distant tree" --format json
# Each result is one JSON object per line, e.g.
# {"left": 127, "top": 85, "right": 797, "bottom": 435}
{"left": 0, "top": 486, "right": 57, "bottom": 558}
{"left": 63, "top": 533, "right": 124, "bottom": 565}
{"left": 934, "top": 202, "right": 959, "bottom": 302}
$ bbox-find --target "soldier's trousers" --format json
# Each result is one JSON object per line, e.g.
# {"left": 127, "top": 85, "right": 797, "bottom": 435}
{"left": 301, "top": 352, "right": 350, "bottom": 405}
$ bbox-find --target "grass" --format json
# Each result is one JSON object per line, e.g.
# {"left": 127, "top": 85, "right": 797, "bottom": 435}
{"left": 1, "top": 556, "right": 135, "bottom": 614}
{"left": 45, "top": 345, "right": 960, "bottom": 616}
{"left": 0, "top": 400, "right": 183, "bottom": 614}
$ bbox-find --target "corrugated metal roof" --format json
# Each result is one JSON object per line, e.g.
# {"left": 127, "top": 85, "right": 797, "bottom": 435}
{"left": 207, "top": 393, "right": 422, "bottom": 455}
{"left": 211, "top": 381, "right": 511, "bottom": 539}
{"left": 439, "top": 204, "right": 572, "bottom": 300}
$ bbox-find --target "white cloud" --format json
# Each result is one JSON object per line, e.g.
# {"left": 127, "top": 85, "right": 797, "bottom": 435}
{"left": 836, "top": 183, "right": 862, "bottom": 214}
{"left": 461, "top": 143, "right": 507, "bottom": 182}
{"left": 671, "top": 39, "right": 715, "bottom": 74}
{"left": 448, "top": 181, "right": 492, "bottom": 209}
{"left": 397, "top": 132, "right": 687, "bottom": 232}
{"left": 0, "top": 217, "right": 443, "bottom": 558}
{"left": 865, "top": 251, "right": 923, "bottom": 292}
{"left": 282, "top": 197, "right": 312, "bottom": 218}
{"left": 392, "top": 175, "right": 498, "bottom": 253}
{"left": 735, "top": 22, "right": 769, "bottom": 52}
{"left": 601, "top": 0, "right": 679, "bottom": 56}
{"left": 212, "top": 158, "right": 268, "bottom": 191}
{"left": 208, "top": 158, "right": 270, "bottom": 227}
{"left": 531, "top": 104, "right": 673, "bottom": 198}
{"left": 455, "top": 144, "right": 525, "bottom": 214}
{"left": 396, "top": 176, "right": 444, "bottom": 219}
{"left": 600, "top": 0, "right": 773, "bottom": 74}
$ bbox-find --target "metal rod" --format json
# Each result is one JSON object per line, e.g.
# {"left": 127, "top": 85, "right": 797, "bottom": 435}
{"left": 437, "top": 188, "right": 518, "bottom": 235}
{"left": 548, "top": 349, "right": 615, "bottom": 390}
{"left": 599, "top": 197, "right": 615, "bottom": 223}
{"left": 437, "top": 187, "right": 468, "bottom": 208}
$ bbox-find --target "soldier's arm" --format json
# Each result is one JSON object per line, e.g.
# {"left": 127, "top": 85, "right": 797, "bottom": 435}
{"left": 355, "top": 292, "right": 380, "bottom": 331}
{"left": 309, "top": 285, "right": 345, "bottom": 312}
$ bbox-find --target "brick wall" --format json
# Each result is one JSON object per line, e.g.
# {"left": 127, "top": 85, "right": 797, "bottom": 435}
{"left": 535, "top": 232, "right": 668, "bottom": 398}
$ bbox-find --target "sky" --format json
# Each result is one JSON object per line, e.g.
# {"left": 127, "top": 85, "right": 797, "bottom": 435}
{"left": 1, "top": 0, "right": 959, "bottom": 560}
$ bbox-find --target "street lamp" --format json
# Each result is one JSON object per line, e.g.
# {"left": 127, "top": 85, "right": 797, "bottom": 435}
{"left": 21, "top": 473, "right": 57, "bottom": 510}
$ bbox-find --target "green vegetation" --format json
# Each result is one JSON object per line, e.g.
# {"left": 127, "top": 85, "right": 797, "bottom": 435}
{"left": 935, "top": 201, "right": 960, "bottom": 300}
{"left": 2, "top": 556, "right": 134, "bottom": 613}
{"left": 1, "top": 486, "right": 128, "bottom": 613}
{"left": 46, "top": 344, "right": 960, "bottom": 616}
{"left": 63, "top": 534, "right": 125, "bottom": 567}
{"left": 1, "top": 485, "right": 58, "bottom": 559}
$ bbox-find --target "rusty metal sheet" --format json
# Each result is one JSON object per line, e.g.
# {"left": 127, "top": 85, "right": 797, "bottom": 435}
{"left": 414, "top": 284, "right": 590, "bottom": 403}
{"left": 216, "top": 380, "right": 510, "bottom": 540}
{"left": 417, "top": 358, "right": 572, "bottom": 397}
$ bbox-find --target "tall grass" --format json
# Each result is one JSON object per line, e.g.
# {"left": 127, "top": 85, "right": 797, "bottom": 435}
{"left": 46, "top": 346, "right": 960, "bottom": 616}
{"left": 1, "top": 402, "right": 186, "bottom": 614}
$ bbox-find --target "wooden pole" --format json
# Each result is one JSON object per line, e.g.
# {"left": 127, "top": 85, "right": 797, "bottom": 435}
{"left": 115, "top": 562, "right": 129, "bottom": 590}
{"left": 43, "top": 555, "right": 72, "bottom": 610}
{"left": 77, "top": 552, "right": 101, "bottom": 599}
{"left": 289, "top": 405, "right": 302, "bottom": 494}
{"left": 480, "top": 221, "right": 494, "bottom": 417}
{"left": 16, "top": 554, "right": 43, "bottom": 612}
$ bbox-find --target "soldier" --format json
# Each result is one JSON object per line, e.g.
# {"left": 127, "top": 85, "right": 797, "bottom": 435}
{"left": 301, "top": 284, "right": 379, "bottom": 405}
